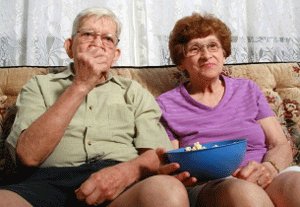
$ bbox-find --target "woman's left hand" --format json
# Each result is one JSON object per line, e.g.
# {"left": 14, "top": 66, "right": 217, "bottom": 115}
{"left": 233, "top": 161, "right": 279, "bottom": 188}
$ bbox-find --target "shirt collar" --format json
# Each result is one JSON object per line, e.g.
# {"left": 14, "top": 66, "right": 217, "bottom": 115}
{"left": 50, "top": 63, "right": 74, "bottom": 80}
{"left": 51, "top": 63, "right": 125, "bottom": 88}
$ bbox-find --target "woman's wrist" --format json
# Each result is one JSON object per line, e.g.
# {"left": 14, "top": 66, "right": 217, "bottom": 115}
{"left": 265, "top": 160, "right": 280, "bottom": 173}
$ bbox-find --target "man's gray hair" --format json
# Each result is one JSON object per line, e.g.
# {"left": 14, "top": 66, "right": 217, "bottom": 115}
{"left": 72, "top": 7, "right": 122, "bottom": 38}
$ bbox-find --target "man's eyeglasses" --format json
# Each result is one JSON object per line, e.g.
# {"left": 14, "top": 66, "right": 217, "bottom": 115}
{"left": 184, "top": 42, "right": 221, "bottom": 57}
{"left": 76, "top": 30, "right": 119, "bottom": 48}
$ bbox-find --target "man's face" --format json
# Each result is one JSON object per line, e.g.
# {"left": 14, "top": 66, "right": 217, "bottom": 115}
{"left": 67, "top": 15, "right": 120, "bottom": 67}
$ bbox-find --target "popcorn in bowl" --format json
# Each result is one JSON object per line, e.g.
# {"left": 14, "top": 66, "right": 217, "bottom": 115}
{"left": 185, "top": 142, "right": 206, "bottom": 151}
{"left": 166, "top": 139, "right": 247, "bottom": 181}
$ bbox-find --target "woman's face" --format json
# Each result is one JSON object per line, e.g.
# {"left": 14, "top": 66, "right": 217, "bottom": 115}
{"left": 179, "top": 35, "right": 226, "bottom": 81}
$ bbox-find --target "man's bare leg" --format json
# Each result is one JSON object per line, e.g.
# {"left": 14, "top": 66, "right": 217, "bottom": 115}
{"left": 109, "top": 175, "right": 189, "bottom": 207}
{"left": 0, "top": 190, "right": 32, "bottom": 207}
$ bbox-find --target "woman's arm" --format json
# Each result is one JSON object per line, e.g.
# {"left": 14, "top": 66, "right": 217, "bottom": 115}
{"left": 233, "top": 116, "right": 293, "bottom": 188}
{"left": 258, "top": 116, "right": 293, "bottom": 171}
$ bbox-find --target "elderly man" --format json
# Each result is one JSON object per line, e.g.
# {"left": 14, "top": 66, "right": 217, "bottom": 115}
{"left": 0, "top": 7, "right": 188, "bottom": 207}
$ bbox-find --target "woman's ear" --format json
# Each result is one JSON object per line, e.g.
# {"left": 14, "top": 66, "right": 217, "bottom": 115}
{"left": 223, "top": 49, "right": 227, "bottom": 58}
{"left": 64, "top": 38, "right": 73, "bottom": 58}
{"left": 222, "top": 49, "right": 227, "bottom": 64}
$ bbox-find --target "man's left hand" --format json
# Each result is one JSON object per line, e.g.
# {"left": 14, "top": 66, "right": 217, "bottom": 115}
{"left": 156, "top": 148, "right": 198, "bottom": 186}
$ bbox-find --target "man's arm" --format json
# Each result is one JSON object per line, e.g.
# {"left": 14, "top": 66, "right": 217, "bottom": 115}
{"left": 16, "top": 48, "right": 110, "bottom": 167}
{"left": 16, "top": 82, "right": 90, "bottom": 166}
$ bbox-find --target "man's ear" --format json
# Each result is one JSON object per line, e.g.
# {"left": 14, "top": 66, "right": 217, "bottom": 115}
{"left": 112, "top": 48, "right": 121, "bottom": 65}
{"left": 64, "top": 38, "right": 73, "bottom": 58}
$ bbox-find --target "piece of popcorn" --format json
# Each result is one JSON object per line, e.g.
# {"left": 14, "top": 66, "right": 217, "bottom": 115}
{"left": 193, "top": 142, "right": 203, "bottom": 150}
{"left": 185, "top": 141, "right": 205, "bottom": 151}
{"left": 185, "top": 146, "right": 192, "bottom": 151}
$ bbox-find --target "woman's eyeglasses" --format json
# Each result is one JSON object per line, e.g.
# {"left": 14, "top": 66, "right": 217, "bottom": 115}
{"left": 184, "top": 42, "right": 221, "bottom": 57}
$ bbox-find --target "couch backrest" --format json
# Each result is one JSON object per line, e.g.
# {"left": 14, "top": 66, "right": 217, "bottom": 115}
{"left": 0, "top": 63, "right": 300, "bottom": 162}
{"left": 0, "top": 63, "right": 299, "bottom": 103}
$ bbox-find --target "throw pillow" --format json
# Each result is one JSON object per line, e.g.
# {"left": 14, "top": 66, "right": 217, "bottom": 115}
{"left": 0, "top": 104, "right": 18, "bottom": 183}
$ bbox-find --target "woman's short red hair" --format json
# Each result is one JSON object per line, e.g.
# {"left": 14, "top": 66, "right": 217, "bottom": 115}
{"left": 169, "top": 13, "right": 232, "bottom": 65}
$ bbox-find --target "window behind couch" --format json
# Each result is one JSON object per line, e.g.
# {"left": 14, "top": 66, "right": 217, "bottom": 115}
{"left": 0, "top": 0, "right": 299, "bottom": 66}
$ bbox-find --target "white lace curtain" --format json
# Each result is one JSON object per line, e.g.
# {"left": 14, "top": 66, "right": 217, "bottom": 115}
{"left": 0, "top": 0, "right": 300, "bottom": 66}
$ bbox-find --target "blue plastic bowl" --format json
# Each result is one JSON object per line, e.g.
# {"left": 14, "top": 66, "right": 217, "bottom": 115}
{"left": 166, "top": 139, "right": 247, "bottom": 181}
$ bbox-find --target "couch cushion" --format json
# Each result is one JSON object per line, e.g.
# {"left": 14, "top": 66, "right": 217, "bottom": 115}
{"left": 0, "top": 67, "right": 48, "bottom": 106}
{"left": 0, "top": 95, "right": 7, "bottom": 178}
{"left": 0, "top": 99, "right": 17, "bottom": 182}
{"left": 0, "top": 95, "right": 7, "bottom": 134}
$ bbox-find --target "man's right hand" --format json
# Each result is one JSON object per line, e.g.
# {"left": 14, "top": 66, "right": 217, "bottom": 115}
{"left": 73, "top": 46, "right": 111, "bottom": 90}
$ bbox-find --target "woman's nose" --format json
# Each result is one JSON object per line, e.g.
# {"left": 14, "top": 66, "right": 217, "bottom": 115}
{"left": 200, "top": 48, "right": 212, "bottom": 59}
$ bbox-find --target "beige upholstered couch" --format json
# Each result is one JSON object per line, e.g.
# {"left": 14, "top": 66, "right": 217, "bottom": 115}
{"left": 0, "top": 62, "right": 300, "bottom": 181}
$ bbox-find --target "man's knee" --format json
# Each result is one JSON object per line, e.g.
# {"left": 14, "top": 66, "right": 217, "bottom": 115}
{"left": 136, "top": 175, "right": 189, "bottom": 207}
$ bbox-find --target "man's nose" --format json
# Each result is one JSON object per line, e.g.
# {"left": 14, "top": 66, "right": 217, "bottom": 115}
{"left": 92, "top": 35, "right": 103, "bottom": 46}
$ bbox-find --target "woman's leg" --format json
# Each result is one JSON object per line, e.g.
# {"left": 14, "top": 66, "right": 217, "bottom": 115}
{"left": 109, "top": 175, "right": 189, "bottom": 207}
{"left": 266, "top": 171, "right": 300, "bottom": 207}
{"left": 197, "top": 178, "right": 274, "bottom": 207}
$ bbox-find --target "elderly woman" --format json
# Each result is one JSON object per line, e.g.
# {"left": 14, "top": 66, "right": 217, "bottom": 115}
{"left": 157, "top": 13, "right": 300, "bottom": 207}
